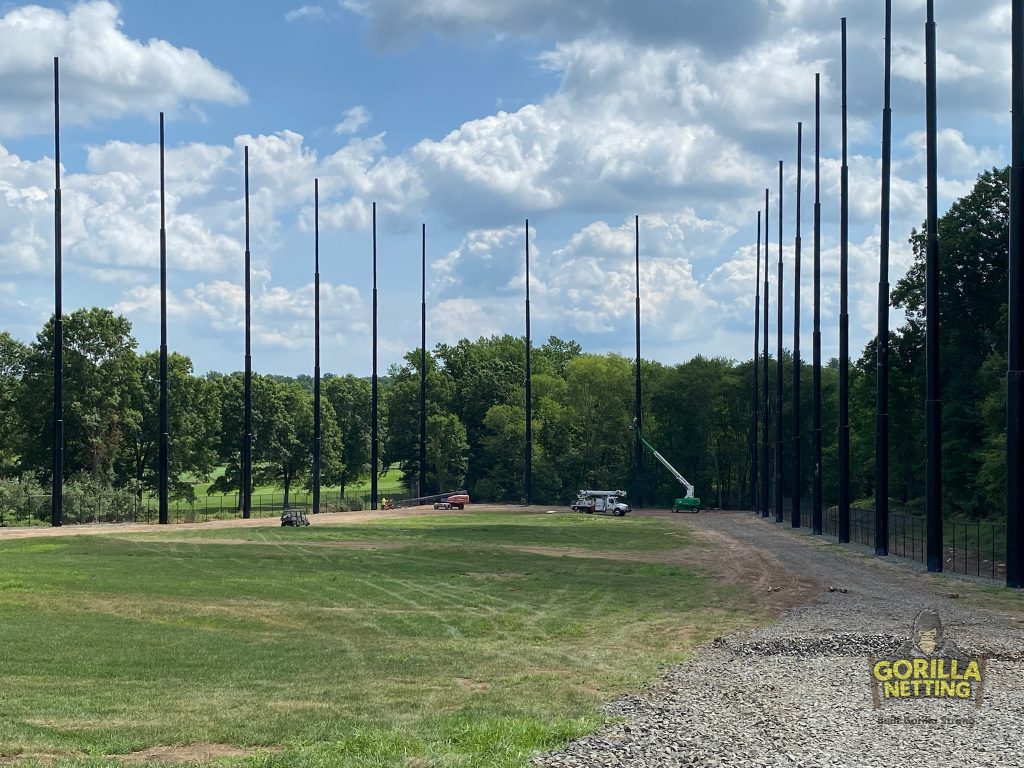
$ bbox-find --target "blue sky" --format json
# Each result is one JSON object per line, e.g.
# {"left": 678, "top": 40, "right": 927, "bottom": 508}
{"left": 0, "top": 0, "right": 1014, "bottom": 376}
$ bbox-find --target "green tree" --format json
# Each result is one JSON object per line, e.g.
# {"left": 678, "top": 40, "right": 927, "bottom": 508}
{"left": 559, "top": 354, "right": 634, "bottom": 493}
{"left": 117, "top": 351, "right": 219, "bottom": 501}
{"left": 209, "top": 374, "right": 287, "bottom": 504}
{"left": 889, "top": 166, "right": 1010, "bottom": 517}
{"left": 0, "top": 332, "right": 28, "bottom": 475}
{"left": 535, "top": 336, "right": 582, "bottom": 377}
{"left": 253, "top": 380, "right": 343, "bottom": 508}
{"left": 380, "top": 351, "right": 456, "bottom": 495}
{"left": 323, "top": 374, "right": 373, "bottom": 496}
{"left": 530, "top": 372, "right": 569, "bottom": 503}
{"left": 476, "top": 403, "right": 526, "bottom": 501}
{"left": 19, "top": 309, "right": 141, "bottom": 485}
{"left": 426, "top": 412, "right": 468, "bottom": 493}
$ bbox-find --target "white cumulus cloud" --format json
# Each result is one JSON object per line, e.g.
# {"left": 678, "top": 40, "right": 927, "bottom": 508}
{"left": 0, "top": 1, "right": 247, "bottom": 136}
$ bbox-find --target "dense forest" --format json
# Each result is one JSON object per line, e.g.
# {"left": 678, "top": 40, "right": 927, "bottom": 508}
{"left": 0, "top": 167, "right": 1011, "bottom": 518}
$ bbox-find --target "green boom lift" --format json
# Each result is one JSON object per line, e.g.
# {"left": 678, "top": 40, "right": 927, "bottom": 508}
{"left": 632, "top": 419, "right": 701, "bottom": 512}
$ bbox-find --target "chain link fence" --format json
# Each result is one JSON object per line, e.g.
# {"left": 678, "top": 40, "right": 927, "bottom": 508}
{"left": 0, "top": 489, "right": 417, "bottom": 528}
{"left": 762, "top": 501, "right": 1005, "bottom": 581}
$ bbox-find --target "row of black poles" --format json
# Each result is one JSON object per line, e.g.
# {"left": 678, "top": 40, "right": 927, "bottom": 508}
{"left": 43, "top": 0, "right": 1020, "bottom": 573}
{"left": 750, "top": 19, "right": 858, "bottom": 539}
{"left": 52, "top": 58, "right": 269, "bottom": 523}
{"left": 749, "top": 12, "right": 890, "bottom": 548}
{"left": 311, "top": 201, "right": 427, "bottom": 511}
{"left": 53, "top": 124, "right": 423, "bottom": 519}
{"left": 751, "top": 6, "right": 951, "bottom": 577}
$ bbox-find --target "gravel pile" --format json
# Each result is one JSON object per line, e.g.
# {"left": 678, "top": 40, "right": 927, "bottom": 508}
{"left": 532, "top": 513, "right": 1024, "bottom": 768}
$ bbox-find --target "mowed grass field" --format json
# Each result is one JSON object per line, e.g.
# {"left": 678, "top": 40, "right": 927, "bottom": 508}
{"left": 179, "top": 465, "right": 409, "bottom": 502}
{"left": 0, "top": 511, "right": 766, "bottom": 767}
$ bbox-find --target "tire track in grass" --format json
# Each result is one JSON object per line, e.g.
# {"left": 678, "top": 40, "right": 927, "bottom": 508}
{"left": 304, "top": 556, "right": 465, "bottom": 639}
{"left": 365, "top": 549, "right": 523, "bottom": 614}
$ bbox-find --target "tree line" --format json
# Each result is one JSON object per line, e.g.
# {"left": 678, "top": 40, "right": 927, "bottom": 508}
{"left": 0, "top": 167, "right": 1010, "bottom": 518}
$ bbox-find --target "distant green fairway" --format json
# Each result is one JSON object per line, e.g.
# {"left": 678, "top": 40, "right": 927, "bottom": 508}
{"left": 180, "top": 464, "right": 409, "bottom": 504}
{"left": 0, "top": 512, "right": 765, "bottom": 767}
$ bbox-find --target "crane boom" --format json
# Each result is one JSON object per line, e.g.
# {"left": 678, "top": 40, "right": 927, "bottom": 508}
{"left": 633, "top": 419, "right": 696, "bottom": 498}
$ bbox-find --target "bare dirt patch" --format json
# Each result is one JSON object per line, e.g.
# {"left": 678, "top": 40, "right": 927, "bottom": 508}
{"left": 115, "top": 743, "right": 277, "bottom": 764}
{"left": 455, "top": 677, "right": 491, "bottom": 692}
{"left": 502, "top": 518, "right": 820, "bottom": 615}
{"left": 0, "top": 754, "right": 60, "bottom": 766}
{"left": 266, "top": 698, "right": 335, "bottom": 711}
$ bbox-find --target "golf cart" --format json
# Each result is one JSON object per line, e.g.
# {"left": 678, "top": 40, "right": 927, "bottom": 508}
{"left": 280, "top": 508, "right": 310, "bottom": 527}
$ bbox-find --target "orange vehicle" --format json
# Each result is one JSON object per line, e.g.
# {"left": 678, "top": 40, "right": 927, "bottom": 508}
{"left": 433, "top": 493, "right": 469, "bottom": 510}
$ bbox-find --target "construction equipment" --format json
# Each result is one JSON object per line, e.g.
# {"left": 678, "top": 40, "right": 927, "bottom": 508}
{"left": 632, "top": 419, "right": 701, "bottom": 512}
{"left": 571, "top": 490, "right": 630, "bottom": 516}
{"left": 387, "top": 490, "right": 470, "bottom": 509}
{"left": 434, "top": 493, "right": 469, "bottom": 510}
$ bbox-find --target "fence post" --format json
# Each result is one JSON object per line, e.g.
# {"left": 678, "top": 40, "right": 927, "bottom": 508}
{"left": 992, "top": 527, "right": 996, "bottom": 580}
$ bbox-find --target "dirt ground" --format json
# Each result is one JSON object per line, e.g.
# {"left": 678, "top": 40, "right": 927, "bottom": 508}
{"left": 114, "top": 743, "right": 274, "bottom": 764}
{"left": 0, "top": 505, "right": 450, "bottom": 540}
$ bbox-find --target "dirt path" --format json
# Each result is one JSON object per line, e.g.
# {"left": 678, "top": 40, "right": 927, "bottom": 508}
{"left": 0, "top": 505, "right": 448, "bottom": 541}
{"left": 505, "top": 528, "right": 819, "bottom": 614}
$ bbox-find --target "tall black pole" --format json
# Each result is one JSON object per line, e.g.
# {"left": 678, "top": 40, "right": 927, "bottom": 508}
{"left": 634, "top": 215, "right": 643, "bottom": 510}
{"left": 876, "top": 0, "right": 893, "bottom": 555}
{"left": 813, "top": 73, "right": 823, "bottom": 536}
{"left": 313, "top": 179, "right": 321, "bottom": 514}
{"left": 752, "top": 212, "right": 761, "bottom": 514}
{"left": 242, "top": 147, "right": 252, "bottom": 519}
{"left": 51, "top": 57, "right": 63, "bottom": 528}
{"left": 838, "top": 17, "right": 851, "bottom": 543}
{"left": 525, "top": 219, "right": 533, "bottom": 506}
{"left": 762, "top": 188, "right": 771, "bottom": 520}
{"left": 1008, "top": 0, "right": 1024, "bottom": 589}
{"left": 158, "top": 113, "right": 169, "bottom": 525}
{"left": 371, "top": 202, "right": 379, "bottom": 509}
{"left": 925, "top": 0, "right": 943, "bottom": 571}
{"left": 792, "top": 124, "right": 803, "bottom": 529}
{"left": 775, "top": 161, "right": 784, "bottom": 524}
{"left": 420, "top": 223, "right": 427, "bottom": 499}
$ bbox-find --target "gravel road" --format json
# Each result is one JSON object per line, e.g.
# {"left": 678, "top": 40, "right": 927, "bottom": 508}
{"left": 532, "top": 511, "right": 1024, "bottom": 768}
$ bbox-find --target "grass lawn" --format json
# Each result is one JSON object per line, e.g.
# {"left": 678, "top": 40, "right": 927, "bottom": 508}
{"left": 181, "top": 465, "right": 410, "bottom": 503}
{"left": 0, "top": 511, "right": 766, "bottom": 767}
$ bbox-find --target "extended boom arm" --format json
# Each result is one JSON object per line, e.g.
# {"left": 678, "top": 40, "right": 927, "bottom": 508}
{"left": 632, "top": 419, "right": 696, "bottom": 498}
